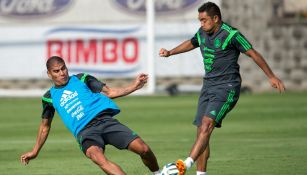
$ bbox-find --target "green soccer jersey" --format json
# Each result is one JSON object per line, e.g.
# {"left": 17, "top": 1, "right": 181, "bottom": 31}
{"left": 191, "top": 22, "right": 252, "bottom": 85}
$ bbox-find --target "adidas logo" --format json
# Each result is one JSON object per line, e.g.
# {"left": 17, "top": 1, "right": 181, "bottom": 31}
{"left": 60, "top": 90, "right": 78, "bottom": 107}
{"left": 210, "top": 110, "right": 216, "bottom": 116}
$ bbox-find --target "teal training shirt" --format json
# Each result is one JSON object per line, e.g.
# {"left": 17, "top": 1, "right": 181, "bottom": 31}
{"left": 191, "top": 22, "right": 253, "bottom": 85}
{"left": 49, "top": 75, "right": 120, "bottom": 137}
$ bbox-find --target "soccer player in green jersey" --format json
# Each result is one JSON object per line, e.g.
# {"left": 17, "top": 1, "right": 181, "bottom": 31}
{"left": 159, "top": 2, "right": 285, "bottom": 175}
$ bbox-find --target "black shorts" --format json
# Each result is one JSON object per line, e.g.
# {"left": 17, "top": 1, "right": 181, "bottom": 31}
{"left": 76, "top": 115, "right": 138, "bottom": 154}
{"left": 194, "top": 81, "right": 241, "bottom": 128}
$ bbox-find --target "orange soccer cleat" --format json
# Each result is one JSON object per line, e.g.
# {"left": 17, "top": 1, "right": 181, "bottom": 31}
{"left": 176, "top": 159, "right": 186, "bottom": 175}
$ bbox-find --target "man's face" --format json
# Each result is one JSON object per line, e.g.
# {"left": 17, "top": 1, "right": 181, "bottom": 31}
{"left": 198, "top": 11, "right": 219, "bottom": 34}
{"left": 47, "top": 61, "right": 69, "bottom": 86}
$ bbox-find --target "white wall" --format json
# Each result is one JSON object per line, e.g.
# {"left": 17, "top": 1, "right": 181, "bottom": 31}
{"left": 0, "top": 0, "right": 220, "bottom": 79}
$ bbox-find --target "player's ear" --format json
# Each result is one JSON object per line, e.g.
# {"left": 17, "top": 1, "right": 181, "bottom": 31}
{"left": 213, "top": 15, "right": 219, "bottom": 23}
{"left": 47, "top": 70, "right": 52, "bottom": 79}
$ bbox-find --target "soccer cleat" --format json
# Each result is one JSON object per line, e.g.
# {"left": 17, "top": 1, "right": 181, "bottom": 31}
{"left": 176, "top": 159, "right": 186, "bottom": 175}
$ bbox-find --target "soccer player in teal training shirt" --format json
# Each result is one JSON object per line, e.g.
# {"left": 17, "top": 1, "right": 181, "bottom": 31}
{"left": 159, "top": 2, "right": 285, "bottom": 175}
{"left": 20, "top": 56, "right": 161, "bottom": 175}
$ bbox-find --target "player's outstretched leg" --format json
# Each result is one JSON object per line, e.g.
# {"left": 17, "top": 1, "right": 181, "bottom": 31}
{"left": 128, "top": 138, "right": 160, "bottom": 174}
{"left": 86, "top": 146, "right": 126, "bottom": 175}
{"left": 176, "top": 117, "right": 215, "bottom": 175}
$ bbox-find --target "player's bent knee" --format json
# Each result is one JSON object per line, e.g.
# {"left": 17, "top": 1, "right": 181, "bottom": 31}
{"left": 140, "top": 144, "right": 151, "bottom": 155}
{"left": 198, "top": 123, "right": 214, "bottom": 137}
{"left": 199, "top": 123, "right": 210, "bottom": 133}
{"left": 85, "top": 146, "right": 104, "bottom": 160}
{"left": 201, "top": 116, "right": 214, "bottom": 124}
{"left": 200, "top": 117, "right": 215, "bottom": 130}
{"left": 129, "top": 138, "right": 152, "bottom": 156}
{"left": 136, "top": 143, "right": 151, "bottom": 156}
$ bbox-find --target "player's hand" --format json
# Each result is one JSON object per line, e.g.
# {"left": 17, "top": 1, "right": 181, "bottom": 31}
{"left": 134, "top": 73, "right": 148, "bottom": 90}
{"left": 20, "top": 151, "right": 37, "bottom": 165}
{"left": 159, "top": 48, "right": 171, "bottom": 57}
{"left": 269, "top": 76, "right": 285, "bottom": 93}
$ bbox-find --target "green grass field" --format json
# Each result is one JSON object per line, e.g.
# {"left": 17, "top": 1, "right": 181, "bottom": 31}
{"left": 0, "top": 91, "right": 306, "bottom": 175}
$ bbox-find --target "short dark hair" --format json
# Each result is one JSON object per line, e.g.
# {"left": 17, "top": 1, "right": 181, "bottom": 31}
{"left": 198, "top": 2, "right": 222, "bottom": 20}
{"left": 46, "top": 56, "right": 65, "bottom": 70}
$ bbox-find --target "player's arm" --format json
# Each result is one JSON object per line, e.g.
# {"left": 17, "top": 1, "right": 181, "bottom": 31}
{"left": 79, "top": 73, "right": 148, "bottom": 99}
{"left": 245, "top": 49, "right": 285, "bottom": 93}
{"left": 20, "top": 92, "right": 55, "bottom": 165}
{"left": 159, "top": 40, "right": 197, "bottom": 57}
{"left": 20, "top": 117, "right": 53, "bottom": 165}
{"left": 232, "top": 32, "right": 285, "bottom": 93}
{"left": 101, "top": 73, "right": 148, "bottom": 99}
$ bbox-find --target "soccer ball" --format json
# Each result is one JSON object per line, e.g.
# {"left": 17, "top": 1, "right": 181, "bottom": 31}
{"left": 161, "top": 163, "right": 179, "bottom": 175}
